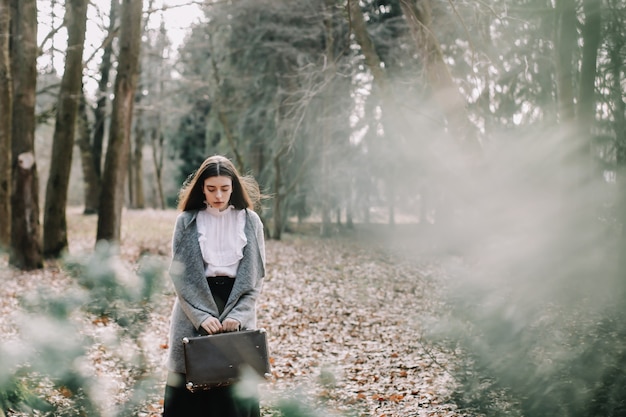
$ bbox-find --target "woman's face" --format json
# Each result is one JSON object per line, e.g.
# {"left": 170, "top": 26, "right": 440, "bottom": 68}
{"left": 203, "top": 175, "right": 233, "bottom": 211}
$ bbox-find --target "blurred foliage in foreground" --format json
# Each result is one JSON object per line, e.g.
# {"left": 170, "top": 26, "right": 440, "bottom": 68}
{"left": 0, "top": 242, "right": 166, "bottom": 416}
{"left": 420, "top": 146, "right": 626, "bottom": 417}
{"left": 0, "top": 243, "right": 344, "bottom": 417}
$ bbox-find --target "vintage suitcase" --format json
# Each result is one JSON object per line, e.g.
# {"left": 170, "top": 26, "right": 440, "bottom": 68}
{"left": 182, "top": 328, "right": 271, "bottom": 392}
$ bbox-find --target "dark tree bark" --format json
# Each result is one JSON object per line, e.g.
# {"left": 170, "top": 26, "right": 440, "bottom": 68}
{"left": 320, "top": 0, "right": 335, "bottom": 238}
{"left": 150, "top": 128, "right": 166, "bottom": 209}
{"left": 43, "top": 0, "right": 88, "bottom": 257}
{"left": 96, "top": 0, "right": 143, "bottom": 243}
{"left": 92, "top": 0, "right": 120, "bottom": 180}
{"left": 0, "top": 0, "right": 12, "bottom": 248}
{"left": 129, "top": 105, "right": 145, "bottom": 209}
{"left": 9, "top": 0, "right": 42, "bottom": 269}
{"left": 347, "top": 0, "right": 389, "bottom": 98}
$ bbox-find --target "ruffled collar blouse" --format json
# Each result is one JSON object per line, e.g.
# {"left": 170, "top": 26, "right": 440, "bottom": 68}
{"left": 196, "top": 205, "right": 247, "bottom": 277}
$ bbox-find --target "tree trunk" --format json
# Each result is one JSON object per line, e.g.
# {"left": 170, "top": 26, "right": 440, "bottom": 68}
{"left": 92, "top": 0, "right": 119, "bottom": 181}
{"left": 76, "top": 89, "right": 100, "bottom": 214}
{"left": 9, "top": 0, "right": 42, "bottom": 269}
{"left": 610, "top": 23, "right": 626, "bottom": 267}
{"left": 150, "top": 128, "right": 165, "bottom": 209}
{"left": 272, "top": 147, "right": 286, "bottom": 240}
{"left": 130, "top": 111, "right": 145, "bottom": 209}
{"left": 387, "top": 177, "right": 396, "bottom": 226}
{"left": 346, "top": 191, "right": 354, "bottom": 229}
{"left": 555, "top": 0, "right": 578, "bottom": 124}
{"left": 43, "top": 0, "right": 88, "bottom": 257}
{"left": 347, "top": 0, "right": 388, "bottom": 95}
{"left": 0, "top": 0, "right": 12, "bottom": 248}
{"left": 577, "top": 0, "right": 601, "bottom": 199}
{"left": 398, "top": 0, "right": 480, "bottom": 149}
{"left": 320, "top": 0, "right": 335, "bottom": 238}
{"left": 578, "top": 0, "right": 600, "bottom": 128}
{"left": 554, "top": 0, "right": 585, "bottom": 208}
{"left": 150, "top": 24, "right": 166, "bottom": 209}
{"left": 96, "top": 0, "right": 143, "bottom": 243}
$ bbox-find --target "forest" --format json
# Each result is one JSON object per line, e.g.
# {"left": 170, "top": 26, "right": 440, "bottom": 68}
{"left": 1, "top": 0, "right": 625, "bottom": 416}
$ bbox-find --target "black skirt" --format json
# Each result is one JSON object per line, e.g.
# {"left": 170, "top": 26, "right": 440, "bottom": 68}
{"left": 162, "top": 277, "right": 260, "bottom": 417}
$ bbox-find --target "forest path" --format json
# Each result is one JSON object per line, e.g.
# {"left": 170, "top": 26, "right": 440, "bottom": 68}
{"left": 257, "top": 229, "right": 461, "bottom": 417}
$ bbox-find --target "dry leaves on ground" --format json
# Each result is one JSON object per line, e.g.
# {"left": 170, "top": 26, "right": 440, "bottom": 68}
{"left": 0, "top": 208, "right": 466, "bottom": 417}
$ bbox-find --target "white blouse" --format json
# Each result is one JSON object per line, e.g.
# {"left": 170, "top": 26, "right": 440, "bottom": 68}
{"left": 196, "top": 205, "right": 247, "bottom": 278}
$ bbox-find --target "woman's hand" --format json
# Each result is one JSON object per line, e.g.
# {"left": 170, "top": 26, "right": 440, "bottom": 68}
{"left": 222, "top": 318, "right": 240, "bottom": 332}
{"left": 201, "top": 317, "right": 223, "bottom": 334}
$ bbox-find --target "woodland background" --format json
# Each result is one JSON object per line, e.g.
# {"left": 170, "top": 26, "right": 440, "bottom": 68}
{"left": 1, "top": 0, "right": 626, "bottom": 416}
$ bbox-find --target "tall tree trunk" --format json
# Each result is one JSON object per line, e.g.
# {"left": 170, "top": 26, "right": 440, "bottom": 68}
{"left": 614, "top": 43, "right": 626, "bottom": 289}
{"left": 320, "top": 0, "right": 335, "bottom": 238}
{"left": 272, "top": 147, "right": 287, "bottom": 240}
{"left": 578, "top": 0, "right": 601, "bottom": 127}
{"left": 150, "top": 127, "right": 165, "bottom": 209}
{"left": 43, "top": 0, "right": 88, "bottom": 257}
{"left": 92, "top": 0, "right": 119, "bottom": 180}
{"left": 0, "top": 0, "right": 12, "bottom": 248}
{"left": 578, "top": 0, "right": 601, "bottom": 159}
{"left": 127, "top": 0, "right": 157, "bottom": 210}
{"left": 130, "top": 109, "right": 145, "bottom": 209}
{"left": 96, "top": 0, "right": 143, "bottom": 243}
{"left": 145, "top": 24, "right": 166, "bottom": 210}
{"left": 9, "top": 0, "right": 42, "bottom": 269}
{"left": 555, "top": 0, "right": 578, "bottom": 124}
{"left": 76, "top": 90, "right": 100, "bottom": 214}
{"left": 347, "top": 0, "right": 390, "bottom": 104}
{"left": 555, "top": 0, "right": 584, "bottom": 209}
{"left": 398, "top": 0, "right": 480, "bottom": 149}
{"left": 577, "top": 0, "right": 601, "bottom": 199}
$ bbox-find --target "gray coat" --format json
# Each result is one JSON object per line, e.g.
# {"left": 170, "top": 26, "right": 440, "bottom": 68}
{"left": 166, "top": 208, "right": 266, "bottom": 373}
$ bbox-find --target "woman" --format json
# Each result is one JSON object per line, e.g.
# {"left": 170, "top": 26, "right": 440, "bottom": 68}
{"left": 163, "top": 155, "right": 266, "bottom": 417}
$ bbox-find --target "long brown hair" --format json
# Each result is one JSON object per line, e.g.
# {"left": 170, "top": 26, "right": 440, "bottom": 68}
{"left": 177, "top": 155, "right": 260, "bottom": 211}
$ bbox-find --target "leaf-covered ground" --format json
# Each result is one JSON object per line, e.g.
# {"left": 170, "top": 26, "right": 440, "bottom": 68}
{"left": 0, "top": 208, "right": 465, "bottom": 417}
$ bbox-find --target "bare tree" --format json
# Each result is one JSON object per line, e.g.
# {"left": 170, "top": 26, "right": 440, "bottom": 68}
{"left": 96, "top": 0, "right": 143, "bottom": 243}
{"left": 9, "top": 0, "right": 42, "bottom": 269}
{"left": 149, "top": 22, "right": 169, "bottom": 210}
{"left": 43, "top": 0, "right": 88, "bottom": 257}
{"left": 0, "top": 0, "right": 11, "bottom": 248}
{"left": 92, "top": 0, "right": 120, "bottom": 180}
{"left": 129, "top": 104, "right": 145, "bottom": 209}
{"left": 128, "top": 0, "right": 161, "bottom": 210}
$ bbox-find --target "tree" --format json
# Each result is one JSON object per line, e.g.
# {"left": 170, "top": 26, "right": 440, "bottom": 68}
{"left": 93, "top": 0, "right": 119, "bottom": 180}
{"left": 43, "top": 0, "right": 88, "bottom": 258}
{"left": 128, "top": 0, "right": 168, "bottom": 210}
{"left": 0, "top": 0, "right": 11, "bottom": 249}
{"left": 96, "top": 0, "right": 143, "bottom": 243}
{"left": 142, "top": 18, "right": 171, "bottom": 210}
{"left": 78, "top": 0, "right": 120, "bottom": 214}
{"left": 182, "top": 0, "right": 357, "bottom": 238}
{"left": 555, "top": 0, "right": 578, "bottom": 124}
{"left": 76, "top": 88, "right": 101, "bottom": 214}
{"left": 398, "top": 0, "right": 481, "bottom": 149}
{"left": 9, "top": 0, "right": 42, "bottom": 269}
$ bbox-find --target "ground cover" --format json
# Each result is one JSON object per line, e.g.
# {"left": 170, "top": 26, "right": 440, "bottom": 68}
{"left": 0, "top": 208, "right": 465, "bottom": 417}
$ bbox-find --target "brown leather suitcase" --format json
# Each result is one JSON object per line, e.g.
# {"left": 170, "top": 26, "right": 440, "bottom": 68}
{"left": 182, "top": 329, "right": 271, "bottom": 392}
